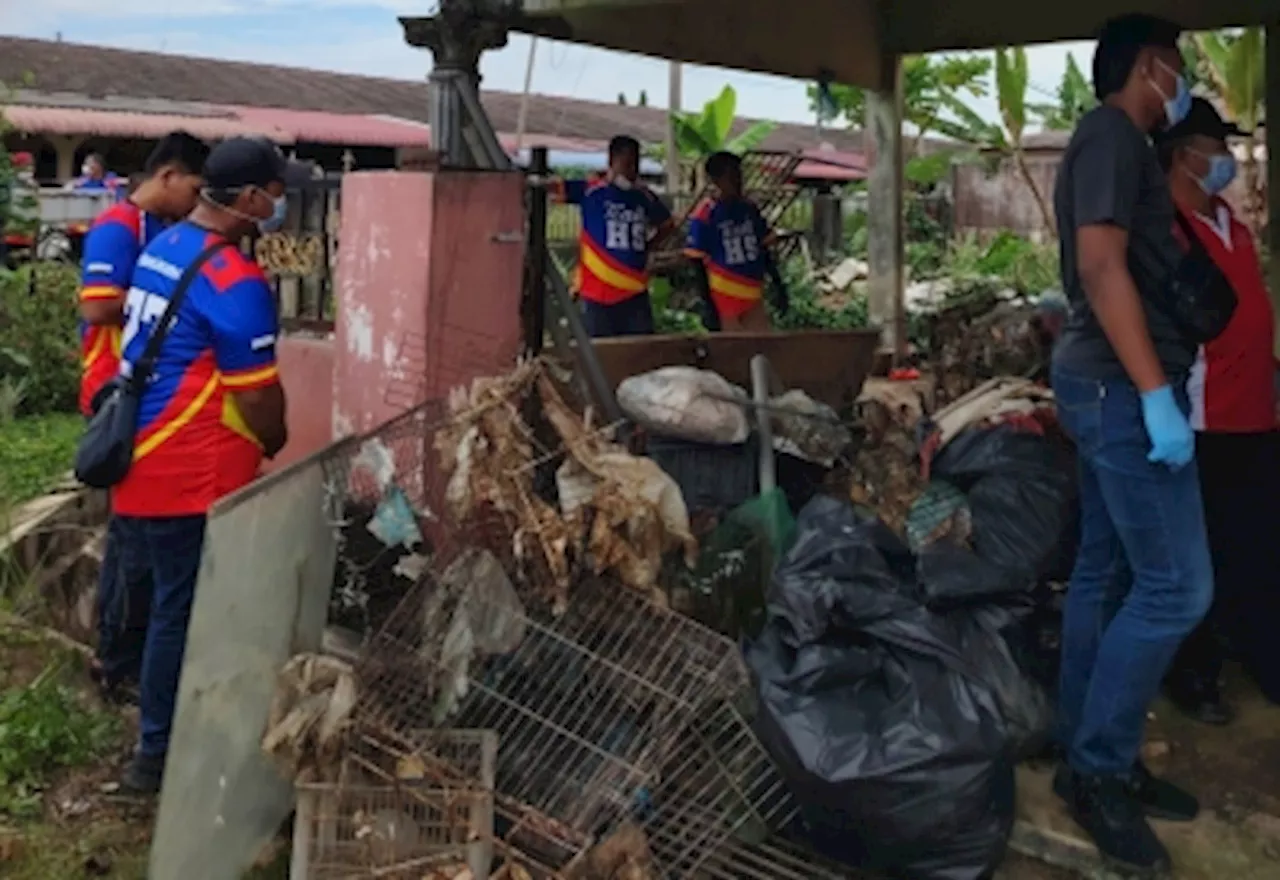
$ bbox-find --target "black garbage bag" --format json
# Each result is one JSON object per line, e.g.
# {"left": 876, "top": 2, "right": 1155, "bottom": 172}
{"left": 747, "top": 498, "right": 1018, "bottom": 880}
{"left": 930, "top": 422, "right": 1078, "bottom": 585}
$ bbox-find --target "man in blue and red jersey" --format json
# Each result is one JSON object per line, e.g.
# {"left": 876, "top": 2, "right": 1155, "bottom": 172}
{"left": 685, "top": 151, "right": 787, "bottom": 332}
{"left": 78, "top": 132, "right": 209, "bottom": 705}
{"left": 556, "top": 135, "right": 675, "bottom": 338}
{"left": 68, "top": 152, "right": 123, "bottom": 196}
{"left": 113, "top": 137, "right": 291, "bottom": 794}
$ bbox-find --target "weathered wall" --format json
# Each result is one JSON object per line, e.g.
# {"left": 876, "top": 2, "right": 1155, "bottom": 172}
{"left": 952, "top": 152, "right": 1060, "bottom": 243}
{"left": 332, "top": 170, "right": 527, "bottom": 439}
{"left": 267, "top": 334, "right": 336, "bottom": 472}
{"left": 954, "top": 148, "right": 1271, "bottom": 243}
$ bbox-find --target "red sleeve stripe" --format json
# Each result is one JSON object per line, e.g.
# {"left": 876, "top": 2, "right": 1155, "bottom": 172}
{"left": 221, "top": 364, "right": 280, "bottom": 389}
{"left": 80, "top": 284, "right": 124, "bottom": 302}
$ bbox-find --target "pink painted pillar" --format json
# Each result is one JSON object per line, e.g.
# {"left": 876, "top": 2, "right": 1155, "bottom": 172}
{"left": 332, "top": 170, "right": 527, "bottom": 438}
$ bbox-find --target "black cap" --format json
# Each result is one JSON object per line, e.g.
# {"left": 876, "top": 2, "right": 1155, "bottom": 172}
{"left": 203, "top": 137, "right": 289, "bottom": 191}
{"left": 1158, "top": 97, "right": 1248, "bottom": 144}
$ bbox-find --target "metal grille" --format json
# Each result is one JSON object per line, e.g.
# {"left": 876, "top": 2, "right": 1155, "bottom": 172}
{"left": 652, "top": 150, "right": 806, "bottom": 273}
{"left": 317, "top": 367, "right": 798, "bottom": 875}
{"left": 266, "top": 176, "right": 341, "bottom": 332}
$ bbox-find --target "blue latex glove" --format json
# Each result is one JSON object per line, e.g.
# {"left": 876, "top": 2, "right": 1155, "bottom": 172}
{"left": 1140, "top": 385, "right": 1194, "bottom": 469}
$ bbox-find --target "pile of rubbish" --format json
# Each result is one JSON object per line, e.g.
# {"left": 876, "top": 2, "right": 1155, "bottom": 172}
{"left": 282, "top": 358, "right": 811, "bottom": 880}
{"left": 749, "top": 376, "right": 1077, "bottom": 880}
{"left": 278, "top": 355, "right": 1076, "bottom": 880}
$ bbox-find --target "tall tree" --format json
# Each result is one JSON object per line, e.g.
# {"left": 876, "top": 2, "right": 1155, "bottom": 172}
{"left": 1032, "top": 53, "right": 1098, "bottom": 131}
{"left": 807, "top": 54, "right": 992, "bottom": 156}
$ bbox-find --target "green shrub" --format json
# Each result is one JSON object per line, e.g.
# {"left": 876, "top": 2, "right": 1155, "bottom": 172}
{"left": 0, "top": 263, "right": 80, "bottom": 416}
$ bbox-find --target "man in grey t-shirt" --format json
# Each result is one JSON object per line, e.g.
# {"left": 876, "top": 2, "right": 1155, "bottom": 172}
{"left": 1050, "top": 14, "right": 1212, "bottom": 876}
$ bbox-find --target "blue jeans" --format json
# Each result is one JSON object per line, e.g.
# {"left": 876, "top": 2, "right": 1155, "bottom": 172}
{"left": 115, "top": 514, "right": 208, "bottom": 758}
{"left": 96, "top": 515, "right": 154, "bottom": 686}
{"left": 581, "top": 293, "right": 655, "bottom": 338}
{"left": 1052, "top": 366, "right": 1213, "bottom": 776}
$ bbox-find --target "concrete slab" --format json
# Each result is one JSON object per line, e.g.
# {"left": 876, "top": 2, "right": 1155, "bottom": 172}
{"left": 1012, "top": 677, "right": 1280, "bottom": 878}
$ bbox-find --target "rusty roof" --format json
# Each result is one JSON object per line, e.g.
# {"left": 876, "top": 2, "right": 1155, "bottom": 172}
{"left": 0, "top": 36, "right": 868, "bottom": 156}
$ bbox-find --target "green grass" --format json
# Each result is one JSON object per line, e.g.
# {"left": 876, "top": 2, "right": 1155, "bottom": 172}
{"left": 0, "top": 412, "right": 80, "bottom": 507}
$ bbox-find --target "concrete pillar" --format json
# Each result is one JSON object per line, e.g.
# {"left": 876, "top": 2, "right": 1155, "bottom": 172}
{"left": 1267, "top": 22, "right": 1280, "bottom": 352}
{"left": 332, "top": 170, "right": 527, "bottom": 440}
{"left": 865, "top": 54, "right": 905, "bottom": 359}
{"left": 48, "top": 134, "right": 84, "bottom": 182}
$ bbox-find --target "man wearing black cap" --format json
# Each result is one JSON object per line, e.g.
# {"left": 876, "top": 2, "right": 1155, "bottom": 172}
{"left": 1050, "top": 14, "right": 1209, "bottom": 875}
{"left": 110, "top": 136, "right": 292, "bottom": 794}
{"left": 1155, "top": 98, "right": 1280, "bottom": 723}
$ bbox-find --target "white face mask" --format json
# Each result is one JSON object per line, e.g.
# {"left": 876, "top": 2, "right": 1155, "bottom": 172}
{"left": 611, "top": 174, "right": 633, "bottom": 191}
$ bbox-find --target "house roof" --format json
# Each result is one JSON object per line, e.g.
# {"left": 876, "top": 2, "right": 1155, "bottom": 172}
{"left": 0, "top": 36, "right": 868, "bottom": 156}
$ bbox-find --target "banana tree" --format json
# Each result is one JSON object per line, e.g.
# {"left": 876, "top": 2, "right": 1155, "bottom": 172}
{"left": 939, "top": 47, "right": 1056, "bottom": 238}
{"left": 1031, "top": 53, "right": 1098, "bottom": 131}
{"left": 665, "top": 85, "right": 777, "bottom": 192}
{"left": 1188, "top": 29, "right": 1264, "bottom": 232}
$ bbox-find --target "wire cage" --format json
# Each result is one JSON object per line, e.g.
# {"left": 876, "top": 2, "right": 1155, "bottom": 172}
{"left": 293, "top": 729, "right": 498, "bottom": 880}
{"left": 314, "top": 368, "right": 798, "bottom": 876}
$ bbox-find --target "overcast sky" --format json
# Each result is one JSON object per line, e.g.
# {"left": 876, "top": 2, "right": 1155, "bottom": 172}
{"left": 3, "top": 1, "right": 1095, "bottom": 132}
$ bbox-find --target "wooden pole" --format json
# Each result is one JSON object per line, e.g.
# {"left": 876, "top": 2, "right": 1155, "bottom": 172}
{"left": 514, "top": 36, "right": 539, "bottom": 153}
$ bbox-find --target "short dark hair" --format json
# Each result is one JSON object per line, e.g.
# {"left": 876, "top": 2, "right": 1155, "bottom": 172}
{"left": 144, "top": 131, "right": 211, "bottom": 176}
{"left": 704, "top": 151, "right": 741, "bottom": 180}
{"left": 608, "top": 135, "right": 640, "bottom": 160}
{"left": 1092, "top": 14, "right": 1183, "bottom": 101}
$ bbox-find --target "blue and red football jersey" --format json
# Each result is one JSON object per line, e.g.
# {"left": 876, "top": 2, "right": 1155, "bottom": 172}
{"left": 111, "top": 222, "right": 281, "bottom": 518}
{"left": 685, "top": 197, "right": 771, "bottom": 308}
{"left": 560, "top": 178, "right": 672, "bottom": 305}
{"left": 78, "top": 202, "right": 165, "bottom": 415}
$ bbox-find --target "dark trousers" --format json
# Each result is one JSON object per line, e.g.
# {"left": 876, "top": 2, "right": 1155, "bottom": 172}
{"left": 115, "top": 514, "right": 208, "bottom": 758}
{"left": 581, "top": 293, "right": 655, "bottom": 338}
{"left": 96, "top": 514, "right": 154, "bottom": 685}
{"left": 1052, "top": 367, "right": 1214, "bottom": 774}
{"left": 1171, "top": 430, "right": 1280, "bottom": 703}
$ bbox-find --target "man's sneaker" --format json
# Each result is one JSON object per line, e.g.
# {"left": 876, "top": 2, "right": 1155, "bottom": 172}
{"left": 1056, "top": 766, "right": 1172, "bottom": 877}
{"left": 1127, "top": 762, "right": 1199, "bottom": 822}
{"left": 1054, "top": 762, "right": 1199, "bottom": 823}
{"left": 120, "top": 752, "right": 166, "bottom": 796}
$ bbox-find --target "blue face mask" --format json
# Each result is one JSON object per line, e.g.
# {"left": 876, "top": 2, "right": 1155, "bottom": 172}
{"left": 1150, "top": 60, "right": 1192, "bottom": 129}
{"left": 1192, "top": 152, "right": 1237, "bottom": 195}
{"left": 257, "top": 195, "right": 288, "bottom": 234}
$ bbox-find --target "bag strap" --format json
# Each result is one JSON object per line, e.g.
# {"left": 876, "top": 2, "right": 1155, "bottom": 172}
{"left": 130, "top": 237, "right": 234, "bottom": 392}
{"left": 1173, "top": 209, "right": 1206, "bottom": 257}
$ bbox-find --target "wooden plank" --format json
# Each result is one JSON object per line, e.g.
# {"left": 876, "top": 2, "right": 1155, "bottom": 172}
{"left": 865, "top": 51, "right": 905, "bottom": 358}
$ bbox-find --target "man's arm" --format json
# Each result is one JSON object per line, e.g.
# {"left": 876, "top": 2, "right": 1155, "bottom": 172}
{"left": 645, "top": 189, "right": 677, "bottom": 249}
{"left": 1070, "top": 128, "right": 1165, "bottom": 392}
{"left": 79, "top": 221, "right": 138, "bottom": 327}
{"left": 1076, "top": 225, "right": 1165, "bottom": 392}
{"left": 211, "top": 275, "right": 288, "bottom": 458}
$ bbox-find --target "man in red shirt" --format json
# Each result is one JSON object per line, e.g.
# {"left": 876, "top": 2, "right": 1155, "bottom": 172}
{"left": 78, "top": 132, "right": 209, "bottom": 704}
{"left": 114, "top": 137, "right": 290, "bottom": 794}
{"left": 1156, "top": 97, "right": 1280, "bottom": 719}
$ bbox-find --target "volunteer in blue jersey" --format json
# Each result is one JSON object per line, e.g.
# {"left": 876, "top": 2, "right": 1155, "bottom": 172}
{"left": 114, "top": 137, "right": 291, "bottom": 796}
{"left": 554, "top": 136, "right": 675, "bottom": 337}
{"left": 78, "top": 132, "right": 210, "bottom": 706}
{"left": 685, "top": 151, "right": 788, "bottom": 332}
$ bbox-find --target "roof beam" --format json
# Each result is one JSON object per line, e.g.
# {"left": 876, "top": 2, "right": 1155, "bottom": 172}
{"left": 516, "top": 0, "right": 884, "bottom": 87}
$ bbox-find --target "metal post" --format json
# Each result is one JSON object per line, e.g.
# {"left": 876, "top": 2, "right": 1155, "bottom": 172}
{"left": 666, "top": 61, "right": 683, "bottom": 195}
{"left": 525, "top": 145, "right": 550, "bottom": 355}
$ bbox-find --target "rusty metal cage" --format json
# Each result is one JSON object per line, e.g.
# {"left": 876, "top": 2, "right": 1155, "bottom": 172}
{"left": 293, "top": 729, "right": 498, "bottom": 880}
{"left": 316, "top": 368, "right": 799, "bottom": 877}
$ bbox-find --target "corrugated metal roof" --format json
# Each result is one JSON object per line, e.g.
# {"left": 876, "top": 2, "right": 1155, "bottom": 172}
{"left": 229, "top": 105, "right": 431, "bottom": 148}
{"left": 2, "top": 103, "right": 294, "bottom": 142}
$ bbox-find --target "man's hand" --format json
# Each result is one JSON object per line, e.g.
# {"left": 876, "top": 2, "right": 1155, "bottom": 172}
{"left": 1140, "top": 385, "right": 1194, "bottom": 469}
